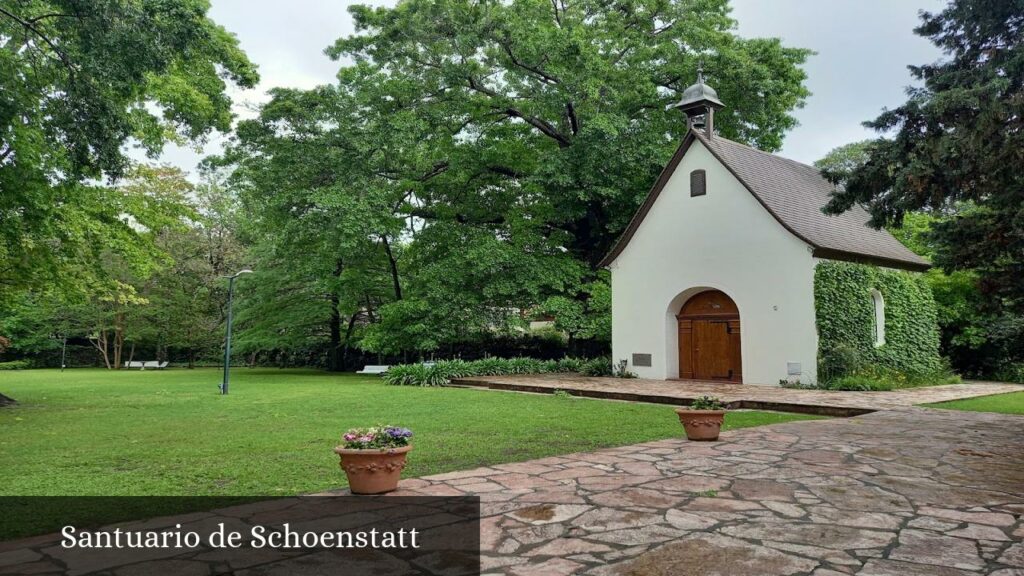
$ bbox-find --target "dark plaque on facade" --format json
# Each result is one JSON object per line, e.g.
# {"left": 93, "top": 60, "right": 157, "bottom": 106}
{"left": 632, "top": 353, "right": 652, "bottom": 367}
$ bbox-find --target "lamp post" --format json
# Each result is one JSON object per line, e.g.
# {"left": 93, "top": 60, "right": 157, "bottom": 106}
{"left": 220, "top": 269, "right": 253, "bottom": 395}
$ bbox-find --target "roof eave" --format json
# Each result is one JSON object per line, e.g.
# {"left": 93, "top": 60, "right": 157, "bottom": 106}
{"left": 812, "top": 247, "right": 931, "bottom": 272}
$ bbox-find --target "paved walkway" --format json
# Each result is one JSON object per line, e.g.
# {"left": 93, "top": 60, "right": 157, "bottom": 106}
{"left": 390, "top": 407, "right": 1024, "bottom": 575}
{"left": 453, "top": 375, "right": 1022, "bottom": 415}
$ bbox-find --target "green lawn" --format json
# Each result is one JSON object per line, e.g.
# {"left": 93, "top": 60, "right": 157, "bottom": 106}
{"left": 0, "top": 368, "right": 821, "bottom": 537}
{"left": 924, "top": 391, "right": 1024, "bottom": 414}
{"left": 0, "top": 369, "right": 821, "bottom": 496}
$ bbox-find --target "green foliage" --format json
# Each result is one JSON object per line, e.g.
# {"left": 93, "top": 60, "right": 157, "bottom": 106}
{"left": 884, "top": 210, "right": 1023, "bottom": 380}
{"left": 0, "top": 361, "right": 30, "bottom": 371}
{"left": 381, "top": 364, "right": 448, "bottom": 387}
{"left": 820, "top": 374, "right": 895, "bottom": 392}
{"left": 580, "top": 357, "right": 613, "bottom": 377}
{"left": 813, "top": 140, "right": 872, "bottom": 175}
{"left": 994, "top": 364, "right": 1024, "bottom": 385}
{"left": 821, "top": 0, "right": 1024, "bottom": 315}
{"left": 541, "top": 277, "right": 612, "bottom": 342}
{"left": 818, "top": 343, "right": 865, "bottom": 382}
{"left": 785, "top": 363, "right": 960, "bottom": 391}
{"left": 556, "top": 357, "right": 584, "bottom": 372}
{"left": 220, "top": 0, "right": 810, "bottom": 359}
{"left": 689, "top": 396, "right": 725, "bottom": 411}
{"left": 0, "top": 1, "right": 257, "bottom": 300}
{"left": 383, "top": 356, "right": 585, "bottom": 386}
{"left": 814, "top": 261, "right": 943, "bottom": 380}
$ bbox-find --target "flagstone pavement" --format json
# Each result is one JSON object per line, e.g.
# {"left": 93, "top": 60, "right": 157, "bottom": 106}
{"left": 452, "top": 375, "right": 1022, "bottom": 415}
{"left": 385, "top": 406, "right": 1024, "bottom": 575}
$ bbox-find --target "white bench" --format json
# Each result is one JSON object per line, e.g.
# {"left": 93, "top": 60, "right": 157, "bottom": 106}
{"left": 356, "top": 365, "right": 390, "bottom": 374}
{"left": 123, "top": 361, "right": 169, "bottom": 370}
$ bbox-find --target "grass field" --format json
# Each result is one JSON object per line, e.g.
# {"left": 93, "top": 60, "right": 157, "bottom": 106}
{"left": 0, "top": 368, "right": 823, "bottom": 537}
{"left": 925, "top": 391, "right": 1024, "bottom": 414}
{"left": 0, "top": 369, "right": 822, "bottom": 497}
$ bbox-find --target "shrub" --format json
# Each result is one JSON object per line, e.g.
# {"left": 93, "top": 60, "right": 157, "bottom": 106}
{"left": 823, "top": 375, "right": 895, "bottom": 391}
{"left": 434, "top": 360, "right": 477, "bottom": 379}
{"left": 580, "top": 357, "right": 613, "bottom": 377}
{"left": 689, "top": 396, "right": 725, "bottom": 410}
{"left": 383, "top": 356, "right": 588, "bottom": 386}
{"left": 995, "top": 363, "right": 1024, "bottom": 384}
{"left": 557, "top": 357, "right": 584, "bottom": 372}
{"left": 818, "top": 343, "right": 864, "bottom": 382}
{"left": 340, "top": 425, "right": 413, "bottom": 450}
{"left": 0, "top": 360, "right": 30, "bottom": 370}
{"left": 613, "top": 359, "right": 638, "bottom": 378}
{"left": 382, "top": 364, "right": 446, "bottom": 387}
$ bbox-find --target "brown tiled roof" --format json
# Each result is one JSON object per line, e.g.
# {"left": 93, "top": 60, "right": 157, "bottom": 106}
{"left": 598, "top": 131, "right": 930, "bottom": 271}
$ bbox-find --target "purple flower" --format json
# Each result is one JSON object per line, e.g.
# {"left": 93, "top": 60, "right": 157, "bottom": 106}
{"left": 386, "top": 427, "right": 413, "bottom": 439}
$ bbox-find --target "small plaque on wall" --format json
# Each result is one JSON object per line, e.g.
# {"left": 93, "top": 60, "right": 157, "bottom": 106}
{"left": 632, "top": 353, "right": 652, "bottom": 367}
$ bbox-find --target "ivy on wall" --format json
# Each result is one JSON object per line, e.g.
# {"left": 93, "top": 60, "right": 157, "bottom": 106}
{"left": 814, "top": 261, "right": 942, "bottom": 377}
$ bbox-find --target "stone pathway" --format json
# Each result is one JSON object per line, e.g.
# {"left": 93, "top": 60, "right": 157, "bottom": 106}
{"left": 452, "top": 375, "right": 1022, "bottom": 415}
{"left": 387, "top": 407, "right": 1024, "bottom": 575}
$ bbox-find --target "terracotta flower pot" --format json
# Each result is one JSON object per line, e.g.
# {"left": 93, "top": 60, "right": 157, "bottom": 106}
{"left": 334, "top": 445, "right": 412, "bottom": 494}
{"left": 674, "top": 409, "right": 726, "bottom": 441}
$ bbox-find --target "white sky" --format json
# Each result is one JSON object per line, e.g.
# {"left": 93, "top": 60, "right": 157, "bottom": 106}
{"left": 150, "top": 0, "right": 946, "bottom": 175}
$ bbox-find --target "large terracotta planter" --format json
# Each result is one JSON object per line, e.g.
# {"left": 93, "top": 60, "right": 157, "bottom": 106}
{"left": 334, "top": 445, "right": 412, "bottom": 494}
{"left": 674, "top": 409, "right": 726, "bottom": 441}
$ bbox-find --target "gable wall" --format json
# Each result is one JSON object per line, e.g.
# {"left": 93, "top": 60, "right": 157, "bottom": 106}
{"left": 609, "top": 139, "right": 819, "bottom": 384}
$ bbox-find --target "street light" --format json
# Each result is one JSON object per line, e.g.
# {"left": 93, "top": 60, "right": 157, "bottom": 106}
{"left": 220, "top": 269, "right": 253, "bottom": 395}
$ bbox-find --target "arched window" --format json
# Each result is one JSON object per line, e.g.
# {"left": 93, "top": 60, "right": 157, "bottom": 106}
{"left": 870, "top": 289, "right": 885, "bottom": 347}
{"left": 690, "top": 169, "right": 706, "bottom": 197}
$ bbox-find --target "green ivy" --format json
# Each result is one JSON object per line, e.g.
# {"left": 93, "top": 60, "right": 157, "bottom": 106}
{"left": 814, "top": 261, "right": 942, "bottom": 378}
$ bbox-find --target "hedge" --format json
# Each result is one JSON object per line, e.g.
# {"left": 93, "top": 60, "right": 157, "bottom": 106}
{"left": 381, "top": 357, "right": 581, "bottom": 387}
{"left": 815, "top": 261, "right": 943, "bottom": 380}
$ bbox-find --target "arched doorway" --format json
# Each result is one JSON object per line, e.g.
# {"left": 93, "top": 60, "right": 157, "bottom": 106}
{"left": 677, "top": 290, "right": 742, "bottom": 382}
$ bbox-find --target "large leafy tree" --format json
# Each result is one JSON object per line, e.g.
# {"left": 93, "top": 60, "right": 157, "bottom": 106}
{"left": 819, "top": 141, "right": 1024, "bottom": 381}
{"left": 0, "top": 0, "right": 258, "bottom": 299}
{"left": 823, "top": 0, "right": 1024, "bottom": 314}
{"left": 226, "top": 0, "right": 810, "bottom": 356}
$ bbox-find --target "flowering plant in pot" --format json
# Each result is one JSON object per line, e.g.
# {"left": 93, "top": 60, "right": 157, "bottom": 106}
{"left": 674, "top": 396, "right": 727, "bottom": 441}
{"left": 334, "top": 425, "right": 413, "bottom": 494}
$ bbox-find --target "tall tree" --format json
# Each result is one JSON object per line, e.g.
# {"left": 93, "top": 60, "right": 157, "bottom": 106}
{"left": 225, "top": 0, "right": 810, "bottom": 357}
{"left": 0, "top": 0, "right": 258, "bottom": 299}
{"left": 819, "top": 140, "right": 1024, "bottom": 381}
{"left": 823, "top": 0, "right": 1024, "bottom": 313}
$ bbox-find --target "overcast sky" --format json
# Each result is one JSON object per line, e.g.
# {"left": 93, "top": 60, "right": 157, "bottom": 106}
{"left": 153, "top": 0, "right": 947, "bottom": 175}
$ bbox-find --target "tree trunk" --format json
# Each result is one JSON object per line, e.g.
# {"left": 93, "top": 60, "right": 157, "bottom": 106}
{"left": 112, "top": 312, "right": 125, "bottom": 370}
{"left": 0, "top": 392, "right": 15, "bottom": 406}
{"left": 90, "top": 329, "right": 112, "bottom": 369}
{"left": 327, "top": 259, "right": 344, "bottom": 372}
{"left": 341, "top": 313, "right": 358, "bottom": 371}
{"left": 380, "top": 235, "right": 403, "bottom": 300}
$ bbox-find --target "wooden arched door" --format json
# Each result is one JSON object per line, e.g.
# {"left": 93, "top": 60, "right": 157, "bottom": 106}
{"left": 677, "top": 290, "right": 742, "bottom": 382}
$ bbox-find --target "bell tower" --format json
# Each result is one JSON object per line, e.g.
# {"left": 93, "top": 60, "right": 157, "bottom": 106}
{"left": 667, "top": 65, "right": 724, "bottom": 138}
